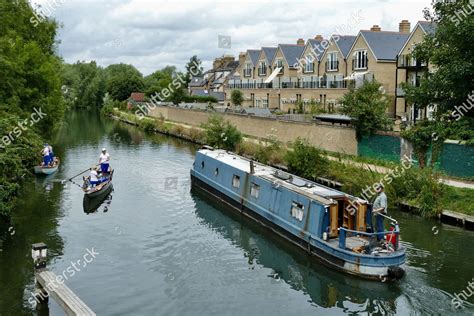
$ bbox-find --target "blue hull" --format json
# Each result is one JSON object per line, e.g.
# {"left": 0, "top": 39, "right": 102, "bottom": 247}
{"left": 191, "top": 149, "right": 406, "bottom": 281}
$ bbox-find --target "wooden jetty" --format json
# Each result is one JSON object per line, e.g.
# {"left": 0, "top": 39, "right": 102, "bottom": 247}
{"left": 32, "top": 243, "right": 96, "bottom": 316}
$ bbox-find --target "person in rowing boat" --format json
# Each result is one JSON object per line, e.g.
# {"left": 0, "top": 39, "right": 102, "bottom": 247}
{"left": 47, "top": 143, "right": 55, "bottom": 166}
{"left": 41, "top": 144, "right": 50, "bottom": 166}
{"left": 98, "top": 148, "right": 110, "bottom": 175}
{"left": 89, "top": 167, "right": 101, "bottom": 187}
{"left": 372, "top": 183, "right": 388, "bottom": 241}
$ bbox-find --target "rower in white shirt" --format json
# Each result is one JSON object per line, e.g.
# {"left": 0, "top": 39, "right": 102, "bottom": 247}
{"left": 98, "top": 148, "right": 110, "bottom": 174}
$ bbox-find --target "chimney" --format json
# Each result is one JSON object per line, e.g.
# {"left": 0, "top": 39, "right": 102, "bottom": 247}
{"left": 238, "top": 52, "right": 246, "bottom": 69}
{"left": 370, "top": 25, "right": 381, "bottom": 32}
{"left": 213, "top": 57, "right": 224, "bottom": 70}
{"left": 297, "top": 38, "right": 305, "bottom": 46}
{"left": 399, "top": 20, "right": 411, "bottom": 33}
{"left": 314, "top": 35, "right": 323, "bottom": 41}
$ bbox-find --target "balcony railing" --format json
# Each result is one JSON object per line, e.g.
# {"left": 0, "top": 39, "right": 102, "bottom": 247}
{"left": 326, "top": 60, "right": 339, "bottom": 72}
{"left": 398, "top": 55, "right": 427, "bottom": 68}
{"left": 227, "top": 79, "right": 348, "bottom": 90}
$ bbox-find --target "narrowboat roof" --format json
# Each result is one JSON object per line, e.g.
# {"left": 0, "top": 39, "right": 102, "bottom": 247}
{"left": 199, "top": 149, "right": 364, "bottom": 205}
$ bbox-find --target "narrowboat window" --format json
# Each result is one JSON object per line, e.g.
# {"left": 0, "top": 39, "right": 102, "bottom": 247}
{"left": 250, "top": 183, "right": 260, "bottom": 198}
{"left": 232, "top": 175, "right": 240, "bottom": 188}
{"left": 201, "top": 161, "right": 205, "bottom": 168}
{"left": 291, "top": 202, "right": 304, "bottom": 221}
{"left": 215, "top": 168, "right": 219, "bottom": 176}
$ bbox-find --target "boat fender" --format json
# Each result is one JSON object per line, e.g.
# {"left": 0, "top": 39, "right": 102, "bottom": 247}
{"left": 322, "top": 232, "right": 328, "bottom": 241}
{"left": 387, "top": 266, "right": 405, "bottom": 280}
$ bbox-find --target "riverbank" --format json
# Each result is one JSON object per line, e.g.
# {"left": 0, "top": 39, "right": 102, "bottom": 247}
{"left": 107, "top": 108, "right": 474, "bottom": 228}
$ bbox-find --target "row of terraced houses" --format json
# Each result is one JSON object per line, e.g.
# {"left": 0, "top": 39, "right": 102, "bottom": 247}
{"left": 188, "top": 20, "right": 437, "bottom": 124}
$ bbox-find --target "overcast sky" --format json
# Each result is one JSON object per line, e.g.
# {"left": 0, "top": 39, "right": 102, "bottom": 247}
{"left": 32, "top": 0, "right": 432, "bottom": 75}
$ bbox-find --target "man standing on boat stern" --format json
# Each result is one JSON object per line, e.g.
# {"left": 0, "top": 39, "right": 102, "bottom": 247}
{"left": 373, "top": 184, "right": 387, "bottom": 241}
{"left": 99, "top": 148, "right": 110, "bottom": 174}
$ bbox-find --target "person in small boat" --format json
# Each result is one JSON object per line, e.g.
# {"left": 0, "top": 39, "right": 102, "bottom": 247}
{"left": 373, "top": 184, "right": 388, "bottom": 241}
{"left": 47, "top": 143, "right": 54, "bottom": 165}
{"left": 89, "top": 167, "right": 101, "bottom": 187}
{"left": 41, "top": 144, "right": 50, "bottom": 166}
{"left": 98, "top": 148, "right": 110, "bottom": 174}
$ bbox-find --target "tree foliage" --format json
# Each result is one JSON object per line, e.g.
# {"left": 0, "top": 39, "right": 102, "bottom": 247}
{"left": 285, "top": 138, "right": 329, "bottom": 180}
{"left": 231, "top": 89, "right": 244, "bottom": 106}
{"left": 0, "top": 0, "right": 65, "bottom": 218}
{"left": 185, "top": 55, "right": 203, "bottom": 85}
{"left": 409, "top": 0, "right": 474, "bottom": 119}
{"left": 62, "top": 61, "right": 106, "bottom": 108}
{"left": 340, "top": 80, "right": 393, "bottom": 140}
{"left": 105, "top": 63, "right": 144, "bottom": 101}
{"left": 201, "top": 115, "right": 242, "bottom": 151}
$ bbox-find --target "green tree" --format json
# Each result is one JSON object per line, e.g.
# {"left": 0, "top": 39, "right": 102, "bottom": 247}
{"left": 62, "top": 61, "right": 106, "bottom": 108}
{"left": 340, "top": 80, "right": 393, "bottom": 140}
{"left": 105, "top": 63, "right": 144, "bottom": 101}
{"left": 231, "top": 89, "right": 244, "bottom": 106}
{"left": 285, "top": 138, "right": 329, "bottom": 180}
{"left": 408, "top": 0, "right": 474, "bottom": 119}
{"left": 201, "top": 115, "right": 242, "bottom": 151}
{"left": 401, "top": 120, "right": 446, "bottom": 168}
{"left": 0, "top": 0, "right": 65, "bottom": 218}
{"left": 185, "top": 55, "right": 203, "bottom": 85}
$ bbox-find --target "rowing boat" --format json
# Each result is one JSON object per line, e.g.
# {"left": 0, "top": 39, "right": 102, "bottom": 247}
{"left": 83, "top": 169, "right": 114, "bottom": 198}
{"left": 34, "top": 158, "right": 60, "bottom": 175}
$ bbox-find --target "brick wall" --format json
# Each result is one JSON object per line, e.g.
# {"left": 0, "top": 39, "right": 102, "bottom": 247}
{"left": 149, "top": 106, "right": 358, "bottom": 155}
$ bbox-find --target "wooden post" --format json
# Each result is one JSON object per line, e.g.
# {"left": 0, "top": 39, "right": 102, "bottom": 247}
{"left": 32, "top": 243, "right": 96, "bottom": 316}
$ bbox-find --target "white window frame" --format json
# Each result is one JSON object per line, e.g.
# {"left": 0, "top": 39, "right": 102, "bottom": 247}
{"left": 304, "top": 56, "right": 314, "bottom": 73}
{"left": 327, "top": 52, "right": 338, "bottom": 71}
{"left": 354, "top": 50, "right": 368, "bottom": 70}
{"left": 244, "top": 63, "right": 252, "bottom": 77}
{"left": 275, "top": 59, "right": 284, "bottom": 73}
{"left": 232, "top": 175, "right": 240, "bottom": 188}
{"left": 250, "top": 183, "right": 260, "bottom": 198}
{"left": 262, "top": 99, "right": 268, "bottom": 108}
{"left": 290, "top": 202, "right": 304, "bottom": 221}
{"left": 259, "top": 61, "right": 267, "bottom": 76}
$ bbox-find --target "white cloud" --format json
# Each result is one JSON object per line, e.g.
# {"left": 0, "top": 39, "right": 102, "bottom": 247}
{"left": 31, "top": 0, "right": 431, "bottom": 75}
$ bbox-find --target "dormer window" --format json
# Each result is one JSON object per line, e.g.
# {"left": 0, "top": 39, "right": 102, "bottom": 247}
{"left": 244, "top": 63, "right": 252, "bottom": 77}
{"left": 258, "top": 61, "right": 267, "bottom": 76}
{"left": 304, "top": 56, "right": 314, "bottom": 73}
{"left": 353, "top": 50, "right": 368, "bottom": 70}
{"left": 326, "top": 52, "right": 338, "bottom": 71}
{"left": 275, "top": 59, "right": 284, "bottom": 73}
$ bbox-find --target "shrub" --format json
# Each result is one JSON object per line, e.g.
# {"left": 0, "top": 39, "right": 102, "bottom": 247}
{"left": 285, "top": 138, "right": 329, "bottom": 180}
{"left": 139, "top": 118, "right": 156, "bottom": 132}
{"left": 391, "top": 167, "right": 445, "bottom": 217}
{"left": 231, "top": 89, "right": 244, "bottom": 106}
{"left": 201, "top": 115, "right": 243, "bottom": 151}
{"left": 188, "top": 128, "right": 205, "bottom": 143}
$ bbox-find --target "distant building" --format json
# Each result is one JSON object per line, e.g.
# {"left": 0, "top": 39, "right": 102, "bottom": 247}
{"left": 127, "top": 92, "right": 146, "bottom": 109}
{"left": 224, "top": 19, "right": 438, "bottom": 124}
{"left": 188, "top": 55, "right": 239, "bottom": 102}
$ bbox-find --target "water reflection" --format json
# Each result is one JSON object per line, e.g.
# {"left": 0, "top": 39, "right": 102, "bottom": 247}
{"left": 83, "top": 186, "right": 114, "bottom": 214}
{"left": 191, "top": 188, "right": 403, "bottom": 314}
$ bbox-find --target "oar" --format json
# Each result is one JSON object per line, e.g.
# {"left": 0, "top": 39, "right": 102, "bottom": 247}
{"left": 60, "top": 166, "right": 95, "bottom": 184}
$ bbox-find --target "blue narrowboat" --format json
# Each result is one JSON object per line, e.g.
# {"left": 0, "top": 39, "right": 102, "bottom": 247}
{"left": 190, "top": 147, "right": 406, "bottom": 281}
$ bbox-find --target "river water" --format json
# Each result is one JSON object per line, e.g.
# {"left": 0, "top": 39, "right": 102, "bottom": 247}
{"left": 0, "top": 110, "right": 473, "bottom": 315}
